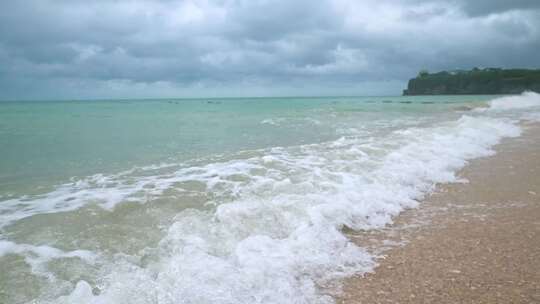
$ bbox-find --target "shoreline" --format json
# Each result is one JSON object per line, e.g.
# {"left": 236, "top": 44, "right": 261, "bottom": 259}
{"left": 338, "top": 122, "right": 540, "bottom": 303}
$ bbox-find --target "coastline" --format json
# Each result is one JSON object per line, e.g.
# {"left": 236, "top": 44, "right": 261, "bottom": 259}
{"left": 338, "top": 122, "right": 540, "bottom": 303}
{"left": 1, "top": 96, "right": 538, "bottom": 303}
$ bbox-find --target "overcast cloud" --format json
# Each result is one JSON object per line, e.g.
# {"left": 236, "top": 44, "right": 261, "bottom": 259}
{"left": 0, "top": 0, "right": 539, "bottom": 99}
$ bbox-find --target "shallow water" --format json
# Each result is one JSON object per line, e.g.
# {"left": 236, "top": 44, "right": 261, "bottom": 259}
{"left": 1, "top": 93, "right": 539, "bottom": 303}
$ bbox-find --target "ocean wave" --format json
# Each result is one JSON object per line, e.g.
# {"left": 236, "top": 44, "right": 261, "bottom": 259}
{"left": 3, "top": 93, "right": 536, "bottom": 303}
{"left": 34, "top": 113, "right": 521, "bottom": 304}
{"left": 487, "top": 91, "right": 540, "bottom": 111}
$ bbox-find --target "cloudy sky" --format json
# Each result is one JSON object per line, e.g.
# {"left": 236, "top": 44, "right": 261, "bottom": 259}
{"left": 1, "top": 0, "right": 539, "bottom": 100}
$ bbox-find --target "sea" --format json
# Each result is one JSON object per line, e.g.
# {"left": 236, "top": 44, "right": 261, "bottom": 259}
{"left": 1, "top": 93, "right": 539, "bottom": 303}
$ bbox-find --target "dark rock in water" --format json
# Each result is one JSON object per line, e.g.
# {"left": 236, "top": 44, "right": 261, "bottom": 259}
{"left": 421, "top": 101, "right": 435, "bottom": 104}
{"left": 382, "top": 100, "right": 392, "bottom": 103}
{"left": 403, "top": 68, "right": 540, "bottom": 95}
{"left": 399, "top": 101, "right": 412, "bottom": 104}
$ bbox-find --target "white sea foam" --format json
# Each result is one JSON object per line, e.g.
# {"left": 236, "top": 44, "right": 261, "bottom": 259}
{"left": 523, "top": 112, "right": 540, "bottom": 122}
{"left": 0, "top": 240, "right": 97, "bottom": 279}
{"left": 487, "top": 91, "right": 540, "bottom": 111}
{"left": 38, "top": 113, "right": 521, "bottom": 304}
{"left": 0, "top": 160, "right": 266, "bottom": 228}
{"left": 261, "top": 118, "right": 285, "bottom": 126}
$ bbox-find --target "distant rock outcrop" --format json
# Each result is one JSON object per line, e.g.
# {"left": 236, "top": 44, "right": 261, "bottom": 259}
{"left": 403, "top": 68, "right": 540, "bottom": 95}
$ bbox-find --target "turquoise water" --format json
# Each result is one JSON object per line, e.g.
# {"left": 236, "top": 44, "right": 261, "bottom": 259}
{"left": 0, "top": 96, "right": 484, "bottom": 197}
{"left": 1, "top": 94, "right": 538, "bottom": 304}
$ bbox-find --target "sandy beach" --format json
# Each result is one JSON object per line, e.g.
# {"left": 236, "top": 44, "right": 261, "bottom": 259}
{"left": 339, "top": 122, "right": 540, "bottom": 303}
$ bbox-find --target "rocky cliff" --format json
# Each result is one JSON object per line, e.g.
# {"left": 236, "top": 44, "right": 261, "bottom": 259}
{"left": 403, "top": 68, "right": 540, "bottom": 95}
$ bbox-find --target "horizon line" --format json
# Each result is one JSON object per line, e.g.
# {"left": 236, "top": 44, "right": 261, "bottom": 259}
{"left": 0, "top": 94, "right": 408, "bottom": 103}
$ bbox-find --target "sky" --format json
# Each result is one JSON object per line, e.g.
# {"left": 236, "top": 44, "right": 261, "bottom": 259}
{"left": 1, "top": 0, "right": 539, "bottom": 100}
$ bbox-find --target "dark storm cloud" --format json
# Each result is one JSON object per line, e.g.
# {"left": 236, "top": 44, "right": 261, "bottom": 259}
{"left": 0, "top": 0, "right": 539, "bottom": 99}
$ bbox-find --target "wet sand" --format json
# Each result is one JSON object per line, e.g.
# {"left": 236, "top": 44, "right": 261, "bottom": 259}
{"left": 339, "top": 123, "right": 540, "bottom": 303}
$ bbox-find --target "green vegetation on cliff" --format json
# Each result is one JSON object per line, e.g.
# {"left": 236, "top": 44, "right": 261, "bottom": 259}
{"left": 403, "top": 68, "right": 540, "bottom": 95}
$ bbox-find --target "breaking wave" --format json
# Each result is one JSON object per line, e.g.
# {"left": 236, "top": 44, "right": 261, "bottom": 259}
{"left": 3, "top": 92, "right": 538, "bottom": 303}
